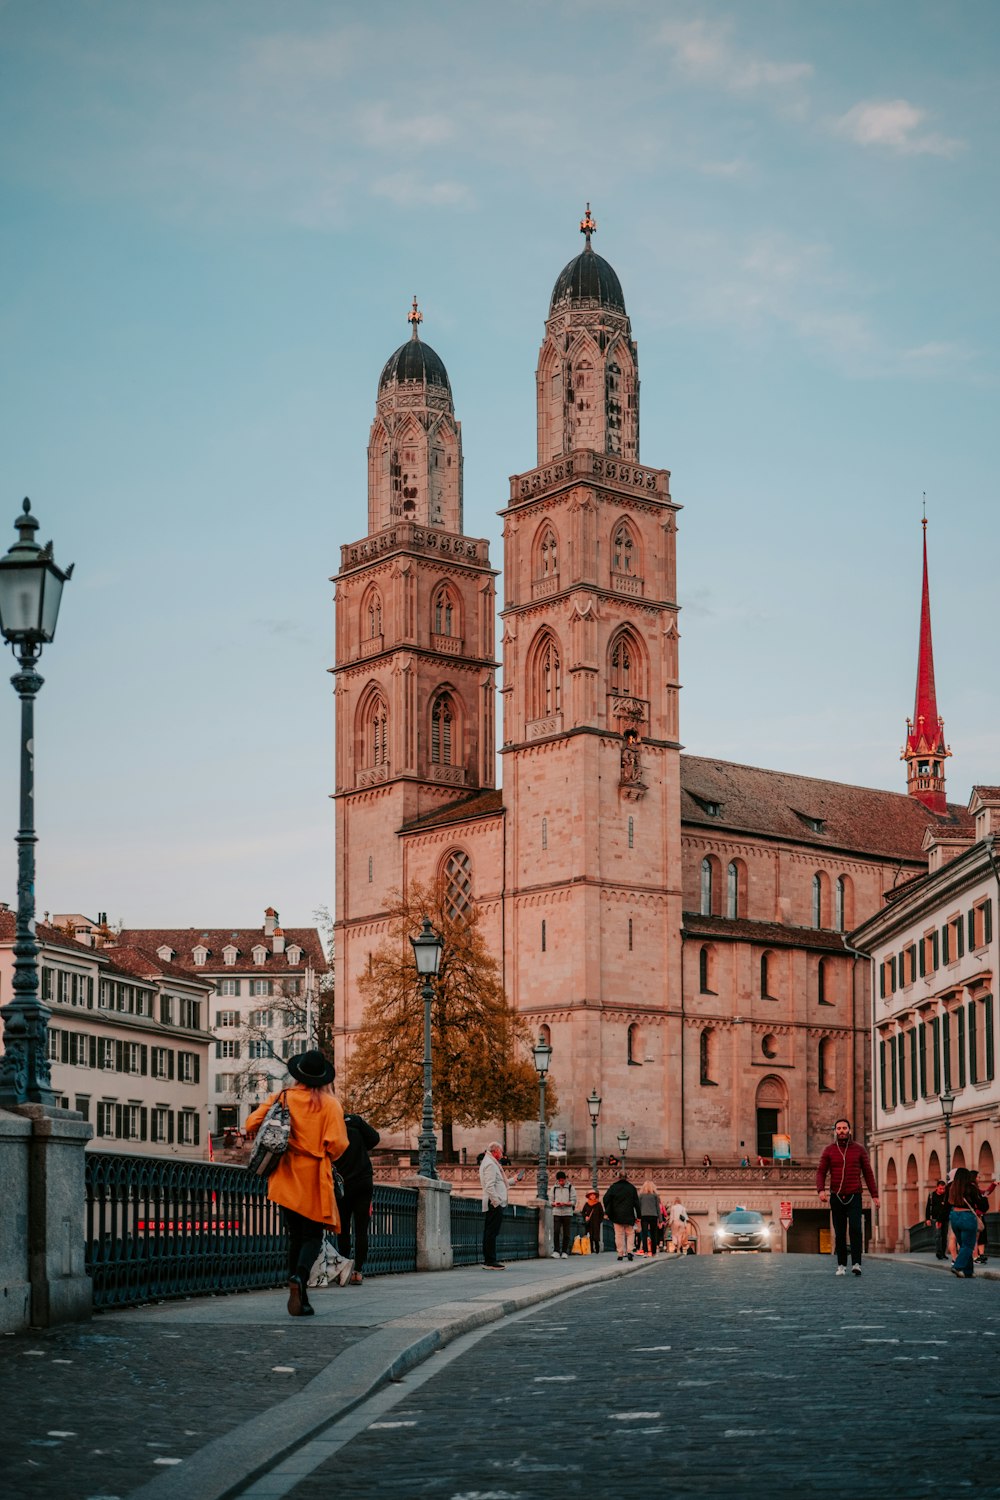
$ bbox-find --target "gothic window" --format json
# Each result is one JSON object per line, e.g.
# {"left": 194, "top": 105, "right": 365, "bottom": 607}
{"left": 835, "top": 875, "right": 852, "bottom": 932}
{"left": 819, "top": 1037, "right": 834, "bottom": 1092}
{"left": 699, "top": 944, "right": 715, "bottom": 994}
{"left": 627, "top": 1022, "right": 642, "bottom": 1065}
{"left": 700, "top": 858, "right": 714, "bottom": 916}
{"left": 541, "top": 919, "right": 547, "bottom": 952}
{"left": 431, "top": 693, "right": 455, "bottom": 765}
{"left": 817, "top": 957, "right": 828, "bottom": 1004}
{"left": 700, "top": 1027, "right": 716, "bottom": 1085}
{"left": 727, "top": 862, "right": 739, "bottom": 919}
{"left": 535, "top": 525, "right": 558, "bottom": 578}
{"left": 609, "top": 629, "right": 643, "bottom": 697}
{"left": 628, "top": 918, "right": 634, "bottom": 952}
{"left": 628, "top": 816, "right": 634, "bottom": 849}
{"left": 362, "top": 693, "right": 388, "bottom": 767}
{"left": 363, "top": 588, "right": 383, "bottom": 640}
{"left": 443, "top": 850, "right": 473, "bottom": 923}
{"left": 433, "top": 584, "right": 458, "bottom": 637}
{"left": 530, "top": 631, "right": 562, "bottom": 718}
{"left": 761, "top": 951, "right": 775, "bottom": 999}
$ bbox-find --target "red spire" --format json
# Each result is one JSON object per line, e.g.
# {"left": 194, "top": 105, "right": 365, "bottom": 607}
{"left": 901, "top": 513, "right": 950, "bottom": 814}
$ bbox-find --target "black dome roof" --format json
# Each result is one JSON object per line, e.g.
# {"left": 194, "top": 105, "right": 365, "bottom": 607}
{"left": 378, "top": 334, "right": 451, "bottom": 394}
{"left": 549, "top": 246, "right": 626, "bottom": 315}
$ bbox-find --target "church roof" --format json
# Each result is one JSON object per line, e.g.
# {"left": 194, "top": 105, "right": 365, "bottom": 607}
{"left": 399, "top": 789, "right": 504, "bottom": 833}
{"left": 682, "top": 913, "right": 853, "bottom": 954}
{"left": 378, "top": 297, "right": 451, "bottom": 394}
{"left": 681, "top": 754, "right": 972, "bottom": 860}
{"left": 549, "top": 244, "right": 626, "bottom": 315}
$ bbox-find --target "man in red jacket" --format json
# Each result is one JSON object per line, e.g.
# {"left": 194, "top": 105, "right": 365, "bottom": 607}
{"left": 816, "top": 1117, "right": 879, "bottom": 1277}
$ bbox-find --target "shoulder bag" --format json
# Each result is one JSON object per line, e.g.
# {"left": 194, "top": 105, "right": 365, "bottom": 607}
{"left": 246, "top": 1091, "right": 291, "bottom": 1178}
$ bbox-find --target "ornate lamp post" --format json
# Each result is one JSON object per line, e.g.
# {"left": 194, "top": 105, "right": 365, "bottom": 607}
{"left": 616, "top": 1128, "right": 630, "bottom": 1173}
{"left": 533, "top": 1033, "right": 552, "bottom": 1201}
{"left": 940, "top": 1085, "right": 956, "bottom": 1176}
{"left": 409, "top": 917, "right": 444, "bottom": 1180}
{"left": 587, "top": 1087, "right": 602, "bottom": 1190}
{"left": 0, "top": 500, "right": 73, "bottom": 1108}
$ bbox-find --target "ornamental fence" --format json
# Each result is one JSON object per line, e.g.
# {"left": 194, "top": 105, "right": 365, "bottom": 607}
{"left": 449, "top": 1194, "right": 540, "bottom": 1266}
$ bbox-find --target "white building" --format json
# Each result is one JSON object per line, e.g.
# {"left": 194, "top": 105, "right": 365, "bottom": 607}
{"left": 850, "top": 787, "right": 1000, "bottom": 1249}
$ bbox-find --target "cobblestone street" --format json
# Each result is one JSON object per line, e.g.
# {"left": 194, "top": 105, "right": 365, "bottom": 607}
{"left": 285, "top": 1257, "right": 1000, "bottom": 1500}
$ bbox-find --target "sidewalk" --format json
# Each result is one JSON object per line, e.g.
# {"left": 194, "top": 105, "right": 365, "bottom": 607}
{"left": 869, "top": 1249, "right": 1000, "bottom": 1281}
{"left": 5, "top": 1252, "right": 661, "bottom": 1500}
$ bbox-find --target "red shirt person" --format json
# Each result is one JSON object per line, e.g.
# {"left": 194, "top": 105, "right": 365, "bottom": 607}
{"left": 816, "top": 1117, "right": 879, "bottom": 1277}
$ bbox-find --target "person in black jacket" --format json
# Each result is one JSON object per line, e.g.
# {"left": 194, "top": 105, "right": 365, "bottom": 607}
{"left": 602, "top": 1172, "right": 640, "bottom": 1261}
{"left": 335, "top": 1113, "right": 380, "bottom": 1285}
{"left": 924, "top": 1179, "right": 949, "bottom": 1260}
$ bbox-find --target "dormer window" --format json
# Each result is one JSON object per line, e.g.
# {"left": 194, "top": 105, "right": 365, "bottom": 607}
{"left": 252, "top": 944, "right": 268, "bottom": 966}
{"left": 794, "top": 810, "right": 826, "bottom": 834}
{"left": 192, "top": 945, "right": 209, "bottom": 967}
{"left": 157, "top": 945, "right": 175, "bottom": 963}
{"left": 223, "top": 944, "right": 238, "bottom": 966}
{"left": 287, "top": 945, "right": 302, "bottom": 966}
{"left": 691, "top": 794, "right": 721, "bottom": 817}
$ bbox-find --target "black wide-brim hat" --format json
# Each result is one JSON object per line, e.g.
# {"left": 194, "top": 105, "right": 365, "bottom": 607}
{"left": 288, "top": 1050, "right": 335, "bottom": 1087}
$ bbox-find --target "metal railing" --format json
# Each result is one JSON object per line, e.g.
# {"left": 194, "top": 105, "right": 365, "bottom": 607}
{"left": 450, "top": 1194, "right": 540, "bottom": 1265}
{"left": 85, "top": 1155, "right": 419, "bottom": 1308}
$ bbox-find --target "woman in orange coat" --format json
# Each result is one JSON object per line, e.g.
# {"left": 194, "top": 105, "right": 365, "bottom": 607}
{"left": 244, "top": 1050, "right": 349, "bottom": 1317}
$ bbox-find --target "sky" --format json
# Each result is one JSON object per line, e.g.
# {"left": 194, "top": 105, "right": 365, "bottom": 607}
{"left": 0, "top": 0, "right": 997, "bottom": 930}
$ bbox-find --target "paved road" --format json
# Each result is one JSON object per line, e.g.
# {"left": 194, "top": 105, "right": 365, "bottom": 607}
{"left": 281, "top": 1256, "right": 1000, "bottom": 1499}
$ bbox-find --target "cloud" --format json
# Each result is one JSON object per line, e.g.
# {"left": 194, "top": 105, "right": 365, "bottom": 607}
{"left": 357, "top": 103, "right": 455, "bottom": 152}
{"left": 834, "top": 100, "right": 963, "bottom": 157}
{"left": 370, "top": 174, "right": 471, "bottom": 208}
{"left": 657, "top": 18, "right": 812, "bottom": 95}
{"left": 699, "top": 158, "right": 750, "bottom": 178}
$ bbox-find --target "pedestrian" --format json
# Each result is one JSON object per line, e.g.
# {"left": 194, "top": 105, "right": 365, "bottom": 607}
{"left": 924, "top": 1179, "right": 950, "bottom": 1260}
{"left": 668, "top": 1198, "right": 690, "bottom": 1255}
{"left": 948, "top": 1166, "right": 981, "bottom": 1278}
{"left": 479, "top": 1140, "right": 517, "bottom": 1270}
{"left": 334, "top": 1111, "right": 380, "bottom": 1286}
{"left": 583, "top": 1190, "right": 604, "bottom": 1252}
{"left": 551, "top": 1171, "right": 577, "bottom": 1258}
{"left": 244, "top": 1049, "right": 348, "bottom": 1317}
{"left": 602, "top": 1171, "right": 640, "bottom": 1261}
{"left": 702, "top": 1154, "right": 712, "bottom": 1168}
{"left": 816, "top": 1116, "right": 879, "bottom": 1277}
{"left": 638, "top": 1179, "right": 661, "bottom": 1255}
{"left": 972, "top": 1172, "right": 996, "bottom": 1265}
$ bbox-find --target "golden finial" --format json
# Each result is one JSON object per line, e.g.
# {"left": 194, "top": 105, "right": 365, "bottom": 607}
{"left": 408, "top": 294, "right": 423, "bottom": 338}
{"left": 580, "top": 202, "right": 596, "bottom": 245}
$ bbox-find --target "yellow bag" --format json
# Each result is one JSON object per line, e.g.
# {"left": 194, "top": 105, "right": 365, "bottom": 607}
{"left": 572, "top": 1234, "right": 589, "bottom": 1255}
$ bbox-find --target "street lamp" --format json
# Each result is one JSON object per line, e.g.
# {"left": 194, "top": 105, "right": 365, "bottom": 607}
{"left": 532, "top": 1033, "right": 552, "bottom": 1201}
{"left": 0, "top": 500, "right": 73, "bottom": 1108}
{"left": 616, "top": 1128, "right": 630, "bottom": 1172}
{"left": 587, "top": 1087, "right": 602, "bottom": 1190}
{"left": 940, "top": 1085, "right": 956, "bottom": 1176}
{"left": 409, "top": 917, "right": 444, "bottom": 1180}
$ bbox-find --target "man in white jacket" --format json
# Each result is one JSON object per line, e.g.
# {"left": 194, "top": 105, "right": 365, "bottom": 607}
{"left": 479, "top": 1141, "right": 515, "bottom": 1270}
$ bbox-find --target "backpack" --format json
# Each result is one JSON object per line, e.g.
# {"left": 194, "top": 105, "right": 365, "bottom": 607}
{"left": 246, "top": 1092, "right": 291, "bottom": 1178}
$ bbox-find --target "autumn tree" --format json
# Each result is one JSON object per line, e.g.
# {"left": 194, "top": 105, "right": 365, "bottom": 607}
{"left": 343, "top": 879, "right": 556, "bottom": 1159}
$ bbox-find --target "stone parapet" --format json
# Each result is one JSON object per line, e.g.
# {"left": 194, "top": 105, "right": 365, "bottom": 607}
{"left": 400, "top": 1175, "right": 454, "bottom": 1271}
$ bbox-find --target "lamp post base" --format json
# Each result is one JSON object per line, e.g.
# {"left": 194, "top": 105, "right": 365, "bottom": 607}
{"left": 417, "top": 1129, "right": 438, "bottom": 1181}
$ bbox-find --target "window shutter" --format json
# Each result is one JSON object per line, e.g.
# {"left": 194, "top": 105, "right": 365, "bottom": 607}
{"left": 193, "top": 1113, "right": 200, "bottom": 1145}
{"left": 909, "top": 1029, "right": 918, "bottom": 1101}
{"left": 879, "top": 964, "right": 885, "bottom": 999}
{"left": 931, "top": 1016, "right": 941, "bottom": 1094}
{"left": 140, "top": 1045, "right": 148, "bottom": 1076}
{"left": 932, "top": 931, "right": 939, "bottom": 970}
{"left": 917, "top": 1023, "right": 927, "bottom": 1097}
{"left": 890, "top": 1035, "right": 898, "bottom": 1106}
{"left": 60, "top": 1030, "right": 70, "bottom": 1064}
{"left": 114, "top": 1104, "right": 123, "bottom": 1138}
{"left": 215, "top": 1040, "right": 223, "bottom": 1059}
{"left": 985, "top": 902, "right": 994, "bottom": 946}
{"left": 87, "top": 977, "right": 94, "bottom": 1008}
{"left": 168, "top": 1111, "right": 174, "bottom": 1144}
{"left": 942, "top": 925, "right": 950, "bottom": 963}
{"left": 956, "top": 920, "right": 965, "bottom": 959}
{"left": 168, "top": 1050, "right": 175, "bottom": 1080}
{"left": 193, "top": 1055, "right": 200, "bottom": 1083}
{"left": 957, "top": 1008, "right": 967, "bottom": 1087}
{"left": 942, "top": 1015, "right": 952, "bottom": 1090}
{"left": 879, "top": 1040, "right": 887, "bottom": 1110}
{"left": 968, "top": 911, "right": 976, "bottom": 950}
{"left": 140, "top": 1107, "right": 148, "bottom": 1141}
{"left": 115, "top": 1040, "right": 123, "bottom": 1072}
{"left": 968, "top": 1000, "right": 978, "bottom": 1083}
{"left": 986, "top": 997, "right": 995, "bottom": 1081}
{"left": 919, "top": 942, "right": 926, "bottom": 978}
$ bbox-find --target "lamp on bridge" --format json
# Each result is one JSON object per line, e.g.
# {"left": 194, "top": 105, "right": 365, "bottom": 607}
{"left": 587, "top": 1087, "right": 602, "bottom": 1191}
{"left": 0, "top": 499, "right": 73, "bottom": 1108}
{"left": 940, "top": 1084, "right": 956, "bottom": 1176}
{"left": 532, "top": 1033, "right": 552, "bottom": 1202}
{"left": 409, "top": 917, "right": 444, "bottom": 1180}
{"left": 616, "top": 1128, "right": 630, "bottom": 1171}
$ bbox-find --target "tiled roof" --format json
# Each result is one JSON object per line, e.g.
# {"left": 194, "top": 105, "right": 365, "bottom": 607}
{"left": 680, "top": 755, "right": 973, "bottom": 860}
{"left": 0, "top": 909, "right": 107, "bottom": 958}
{"left": 682, "top": 913, "right": 854, "bottom": 954}
{"left": 400, "top": 789, "right": 505, "bottom": 833}
{"left": 102, "top": 944, "right": 215, "bottom": 988}
{"left": 971, "top": 786, "right": 1000, "bottom": 801}
{"left": 116, "top": 926, "right": 329, "bottom": 976}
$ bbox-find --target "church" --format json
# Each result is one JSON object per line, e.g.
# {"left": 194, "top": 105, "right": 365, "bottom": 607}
{"left": 332, "top": 208, "right": 968, "bottom": 1209}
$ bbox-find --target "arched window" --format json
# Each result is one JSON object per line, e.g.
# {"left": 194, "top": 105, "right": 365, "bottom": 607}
{"left": 430, "top": 693, "right": 455, "bottom": 765}
{"left": 817, "top": 957, "right": 829, "bottom": 1005}
{"left": 727, "top": 862, "right": 738, "bottom": 919}
{"left": 812, "top": 871, "right": 830, "bottom": 929}
{"left": 538, "top": 1022, "right": 551, "bottom": 1048}
{"left": 432, "top": 584, "right": 459, "bottom": 638}
{"left": 361, "top": 691, "right": 388, "bottom": 767}
{"left": 529, "top": 631, "right": 562, "bottom": 719}
{"left": 612, "top": 522, "right": 639, "bottom": 577}
{"left": 363, "top": 588, "right": 383, "bottom": 641}
{"left": 535, "top": 525, "right": 558, "bottom": 578}
{"left": 443, "top": 850, "right": 473, "bottom": 922}
{"left": 819, "top": 1037, "right": 833, "bottom": 1091}
{"left": 699, "top": 944, "right": 715, "bottom": 994}
{"left": 627, "top": 1022, "right": 642, "bottom": 1065}
{"left": 609, "top": 628, "right": 644, "bottom": 698}
{"left": 761, "top": 951, "right": 775, "bottom": 999}
{"left": 700, "top": 1027, "right": 716, "bottom": 1085}
{"left": 700, "top": 858, "right": 714, "bottom": 916}
{"left": 835, "top": 875, "right": 853, "bottom": 933}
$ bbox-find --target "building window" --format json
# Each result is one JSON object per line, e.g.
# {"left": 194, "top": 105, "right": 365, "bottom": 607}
{"left": 628, "top": 918, "right": 634, "bottom": 952}
{"left": 431, "top": 693, "right": 455, "bottom": 764}
{"left": 217, "top": 1009, "right": 239, "bottom": 1027}
{"left": 972, "top": 900, "right": 994, "bottom": 951}
{"left": 178, "top": 1052, "right": 199, "bottom": 1084}
{"left": 812, "top": 874, "right": 824, "bottom": 928}
{"left": 368, "top": 855, "right": 373, "bottom": 882}
{"left": 249, "top": 1007, "right": 273, "bottom": 1027}
{"left": 541, "top": 920, "right": 547, "bottom": 953}
{"left": 726, "top": 861, "right": 740, "bottom": 919}
{"left": 761, "top": 1034, "right": 778, "bottom": 1060}
{"left": 151, "top": 1107, "right": 172, "bottom": 1144}
{"left": 542, "top": 817, "right": 548, "bottom": 850}
{"left": 219, "top": 979, "right": 240, "bottom": 997}
{"left": 96, "top": 1102, "right": 115, "bottom": 1138}
{"left": 151, "top": 1047, "right": 173, "bottom": 1080}
{"left": 817, "top": 958, "right": 829, "bottom": 1005}
{"left": 627, "top": 1023, "right": 642, "bottom": 1065}
{"left": 612, "top": 523, "right": 636, "bottom": 575}
{"left": 252, "top": 946, "right": 267, "bottom": 966}
{"left": 700, "top": 858, "right": 714, "bottom": 917}
{"left": 530, "top": 633, "right": 562, "bottom": 718}
{"left": 537, "top": 525, "right": 558, "bottom": 578}
{"left": 364, "top": 693, "right": 389, "bottom": 767}
{"left": 216, "top": 1039, "right": 241, "bottom": 1059}
{"left": 818, "top": 1037, "right": 833, "bottom": 1091}
{"left": 365, "top": 588, "right": 383, "bottom": 640}
{"left": 628, "top": 816, "right": 634, "bottom": 849}
{"left": 250, "top": 980, "right": 273, "bottom": 999}
{"left": 700, "top": 1028, "right": 716, "bottom": 1085}
{"left": 223, "top": 946, "right": 237, "bottom": 967}
{"left": 760, "top": 951, "right": 775, "bottom": 999}
{"left": 178, "top": 1111, "right": 200, "bottom": 1147}
{"left": 443, "top": 850, "right": 473, "bottom": 922}
{"left": 699, "top": 944, "right": 714, "bottom": 994}
{"left": 433, "top": 585, "right": 459, "bottom": 637}
{"left": 609, "top": 632, "right": 640, "bottom": 696}
{"left": 248, "top": 1040, "right": 270, "bottom": 1060}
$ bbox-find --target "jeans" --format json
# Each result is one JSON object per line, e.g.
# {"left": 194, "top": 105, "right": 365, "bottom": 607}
{"left": 830, "top": 1192, "right": 864, "bottom": 1266}
{"left": 483, "top": 1202, "right": 504, "bottom": 1265}
{"left": 282, "top": 1207, "right": 325, "bottom": 1282}
{"left": 553, "top": 1216, "right": 573, "bottom": 1255}
{"left": 951, "top": 1209, "right": 979, "bottom": 1275}
{"left": 640, "top": 1215, "right": 659, "bottom": 1254}
{"left": 933, "top": 1220, "right": 947, "bottom": 1258}
{"left": 336, "top": 1183, "right": 373, "bottom": 1273}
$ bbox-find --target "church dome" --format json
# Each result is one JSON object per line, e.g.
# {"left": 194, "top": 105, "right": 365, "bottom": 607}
{"left": 378, "top": 297, "right": 451, "bottom": 395}
{"left": 549, "top": 245, "right": 625, "bottom": 316}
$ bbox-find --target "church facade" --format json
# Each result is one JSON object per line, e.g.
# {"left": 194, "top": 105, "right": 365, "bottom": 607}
{"left": 332, "top": 212, "right": 968, "bottom": 1214}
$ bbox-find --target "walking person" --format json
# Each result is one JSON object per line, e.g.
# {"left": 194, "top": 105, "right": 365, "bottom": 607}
{"left": 244, "top": 1050, "right": 348, "bottom": 1317}
{"left": 602, "top": 1171, "right": 640, "bottom": 1261}
{"left": 668, "top": 1198, "right": 690, "bottom": 1255}
{"left": 334, "top": 1111, "right": 380, "bottom": 1286}
{"left": 948, "top": 1166, "right": 981, "bottom": 1278}
{"left": 972, "top": 1172, "right": 996, "bottom": 1265}
{"left": 924, "top": 1179, "right": 950, "bottom": 1260}
{"left": 816, "top": 1117, "right": 879, "bottom": 1277}
{"left": 638, "top": 1179, "right": 661, "bottom": 1255}
{"left": 583, "top": 1190, "right": 604, "bottom": 1253}
{"left": 551, "top": 1171, "right": 577, "bottom": 1258}
{"left": 479, "top": 1140, "right": 517, "bottom": 1270}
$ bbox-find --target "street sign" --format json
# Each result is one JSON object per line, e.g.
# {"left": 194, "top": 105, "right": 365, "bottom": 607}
{"left": 779, "top": 1200, "right": 793, "bottom": 1231}
{"left": 772, "top": 1134, "right": 791, "bottom": 1160}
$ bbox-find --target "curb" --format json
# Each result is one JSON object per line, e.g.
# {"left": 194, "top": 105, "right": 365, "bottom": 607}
{"left": 868, "top": 1252, "right": 1000, "bottom": 1282}
{"left": 127, "top": 1257, "right": 659, "bottom": 1500}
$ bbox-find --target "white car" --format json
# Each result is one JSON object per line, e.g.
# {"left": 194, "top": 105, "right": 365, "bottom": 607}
{"left": 713, "top": 1209, "right": 773, "bottom": 1253}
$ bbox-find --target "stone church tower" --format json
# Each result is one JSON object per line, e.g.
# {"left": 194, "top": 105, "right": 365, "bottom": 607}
{"left": 499, "top": 206, "right": 685, "bottom": 1154}
{"left": 332, "top": 300, "right": 497, "bottom": 1037}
